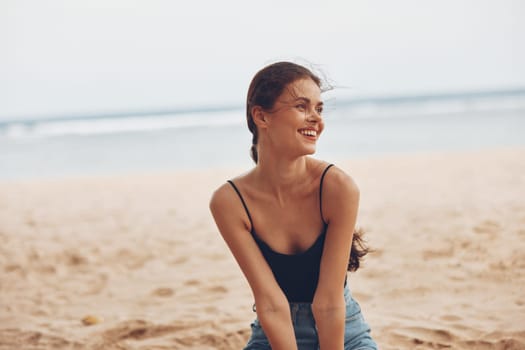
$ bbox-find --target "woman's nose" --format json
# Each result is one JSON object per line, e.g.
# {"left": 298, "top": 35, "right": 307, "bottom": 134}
{"left": 306, "top": 108, "right": 322, "bottom": 122}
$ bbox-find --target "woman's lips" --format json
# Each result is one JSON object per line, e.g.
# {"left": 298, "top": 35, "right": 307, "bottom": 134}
{"left": 298, "top": 128, "right": 317, "bottom": 139}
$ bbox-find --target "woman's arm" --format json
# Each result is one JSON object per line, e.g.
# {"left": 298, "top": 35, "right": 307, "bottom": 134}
{"left": 209, "top": 183, "right": 298, "bottom": 350}
{"left": 312, "top": 167, "right": 360, "bottom": 350}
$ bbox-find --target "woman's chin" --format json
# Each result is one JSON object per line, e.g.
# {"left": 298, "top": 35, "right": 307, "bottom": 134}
{"left": 300, "top": 146, "right": 317, "bottom": 156}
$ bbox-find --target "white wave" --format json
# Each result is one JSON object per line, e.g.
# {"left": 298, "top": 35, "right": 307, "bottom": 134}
{"left": 329, "top": 94, "right": 525, "bottom": 120}
{"left": 2, "top": 110, "right": 245, "bottom": 139}
{"left": 2, "top": 94, "right": 524, "bottom": 139}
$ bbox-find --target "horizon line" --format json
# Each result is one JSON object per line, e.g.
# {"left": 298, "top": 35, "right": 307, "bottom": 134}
{"left": 1, "top": 86, "right": 524, "bottom": 127}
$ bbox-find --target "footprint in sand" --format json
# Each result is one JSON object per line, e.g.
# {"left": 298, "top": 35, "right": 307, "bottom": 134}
{"left": 101, "top": 320, "right": 176, "bottom": 341}
{"left": 472, "top": 220, "right": 501, "bottom": 235}
{"left": 4, "top": 264, "right": 24, "bottom": 273}
{"left": 0, "top": 330, "right": 72, "bottom": 347}
{"left": 152, "top": 287, "right": 174, "bottom": 297}
{"left": 422, "top": 246, "right": 454, "bottom": 260}
{"left": 184, "top": 279, "right": 200, "bottom": 286}
{"left": 206, "top": 285, "right": 228, "bottom": 293}
{"left": 392, "top": 326, "right": 456, "bottom": 347}
{"left": 177, "top": 329, "right": 249, "bottom": 349}
{"left": 204, "top": 306, "right": 218, "bottom": 313}
{"left": 440, "top": 314, "right": 462, "bottom": 322}
{"left": 65, "top": 251, "right": 89, "bottom": 266}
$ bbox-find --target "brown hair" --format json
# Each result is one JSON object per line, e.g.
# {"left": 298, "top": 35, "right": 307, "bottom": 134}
{"left": 245, "top": 61, "right": 370, "bottom": 271}
{"left": 347, "top": 227, "right": 371, "bottom": 272}
{"left": 246, "top": 61, "right": 322, "bottom": 163}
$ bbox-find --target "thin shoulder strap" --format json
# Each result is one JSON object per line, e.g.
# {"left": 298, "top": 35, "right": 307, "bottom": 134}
{"left": 319, "top": 164, "right": 334, "bottom": 225}
{"left": 227, "top": 180, "right": 254, "bottom": 229}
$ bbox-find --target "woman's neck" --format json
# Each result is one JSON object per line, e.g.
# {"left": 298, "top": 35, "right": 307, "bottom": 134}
{"left": 252, "top": 154, "right": 311, "bottom": 204}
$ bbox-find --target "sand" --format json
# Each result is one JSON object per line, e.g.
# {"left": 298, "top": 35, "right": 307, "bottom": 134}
{"left": 1, "top": 148, "right": 524, "bottom": 349}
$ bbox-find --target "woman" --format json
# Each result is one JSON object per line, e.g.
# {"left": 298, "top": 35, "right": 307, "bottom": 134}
{"left": 209, "top": 62, "right": 377, "bottom": 350}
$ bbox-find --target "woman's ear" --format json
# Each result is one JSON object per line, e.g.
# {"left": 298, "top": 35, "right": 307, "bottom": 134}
{"left": 251, "top": 106, "right": 269, "bottom": 129}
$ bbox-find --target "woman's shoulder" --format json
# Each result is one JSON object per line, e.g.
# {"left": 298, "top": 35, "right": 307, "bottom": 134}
{"left": 317, "top": 161, "right": 359, "bottom": 197}
{"left": 210, "top": 182, "right": 233, "bottom": 205}
{"left": 308, "top": 157, "right": 354, "bottom": 181}
{"left": 209, "top": 172, "right": 255, "bottom": 233}
{"left": 304, "top": 157, "right": 357, "bottom": 195}
{"left": 209, "top": 171, "right": 252, "bottom": 210}
{"left": 317, "top": 162, "right": 360, "bottom": 225}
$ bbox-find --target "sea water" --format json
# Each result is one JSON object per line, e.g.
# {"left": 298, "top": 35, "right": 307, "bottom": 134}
{"left": 1, "top": 90, "right": 524, "bottom": 180}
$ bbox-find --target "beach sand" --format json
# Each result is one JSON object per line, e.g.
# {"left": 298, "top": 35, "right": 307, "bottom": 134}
{"left": 1, "top": 148, "right": 524, "bottom": 349}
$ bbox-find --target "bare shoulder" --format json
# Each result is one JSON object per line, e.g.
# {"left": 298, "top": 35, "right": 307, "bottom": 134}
{"left": 209, "top": 170, "right": 251, "bottom": 205}
{"left": 323, "top": 165, "right": 359, "bottom": 195}
{"left": 209, "top": 182, "right": 239, "bottom": 220}
{"left": 209, "top": 182, "right": 235, "bottom": 210}
{"left": 321, "top": 165, "right": 360, "bottom": 222}
{"left": 209, "top": 179, "right": 252, "bottom": 232}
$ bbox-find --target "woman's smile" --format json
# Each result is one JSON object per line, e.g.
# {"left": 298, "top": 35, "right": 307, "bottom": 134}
{"left": 298, "top": 128, "right": 318, "bottom": 141}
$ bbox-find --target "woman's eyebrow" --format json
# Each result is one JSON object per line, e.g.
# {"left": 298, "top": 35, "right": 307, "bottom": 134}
{"left": 293, "top": 97, "right": 324, "bottom": 105}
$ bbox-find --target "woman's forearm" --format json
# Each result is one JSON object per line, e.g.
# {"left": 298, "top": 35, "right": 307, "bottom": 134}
{"left": 312, "top": 302, "right": 346, "bottom": 349}
{"left": 257, "top": 304, "right": 298, "bottom": 350}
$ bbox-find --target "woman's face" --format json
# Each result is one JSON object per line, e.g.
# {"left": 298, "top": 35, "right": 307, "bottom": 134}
{"left": 264, "top": 78, "right": 324, "bottom": 158}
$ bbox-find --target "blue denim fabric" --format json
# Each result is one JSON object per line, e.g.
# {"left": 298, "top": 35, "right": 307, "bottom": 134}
{"left": 243, "top": 284, "right": 377, "bottom": 350}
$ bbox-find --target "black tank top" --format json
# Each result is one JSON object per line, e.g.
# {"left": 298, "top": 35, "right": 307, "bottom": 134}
{"left": 227, "top": 164, "right": 334, "bottom": 302}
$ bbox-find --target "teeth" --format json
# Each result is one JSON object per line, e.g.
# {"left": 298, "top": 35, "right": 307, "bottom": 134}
{"left": 300, "top": 129, "right": 317, "bottom": 137}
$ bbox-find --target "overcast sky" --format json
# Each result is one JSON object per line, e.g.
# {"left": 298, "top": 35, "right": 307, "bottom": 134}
{"left": 1, "top": 0, "right": 524, "bottom": 120}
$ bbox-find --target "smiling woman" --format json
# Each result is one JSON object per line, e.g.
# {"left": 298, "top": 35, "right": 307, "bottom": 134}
{"left": 251, "top": 78, "right": 325, "bottom": 163}
{"left": 244, "top": 62, "right": 328, "bottom": 164}
{"left": 209, "top": 62, "right": 377, "bottom": 350}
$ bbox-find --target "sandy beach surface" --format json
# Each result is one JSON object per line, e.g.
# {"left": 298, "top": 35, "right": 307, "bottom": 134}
{"left": 1, "top": 147, "right": 524, "bottom": 350}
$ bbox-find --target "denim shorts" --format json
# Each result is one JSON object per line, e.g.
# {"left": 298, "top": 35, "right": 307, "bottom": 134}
{"left": 243, "top": 284, "right": 377, "bottom": 350}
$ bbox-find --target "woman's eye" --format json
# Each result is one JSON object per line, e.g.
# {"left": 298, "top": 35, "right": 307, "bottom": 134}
{"left": 296, "top": 104, "right": 306, "bottom": 111}
{"left": 316, "top": 107, "right": 323, "bottom": 114}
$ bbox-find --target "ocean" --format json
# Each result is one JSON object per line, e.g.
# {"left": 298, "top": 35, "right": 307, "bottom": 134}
{"left": 1, "top": 89, "right": 524, "bottom": 180}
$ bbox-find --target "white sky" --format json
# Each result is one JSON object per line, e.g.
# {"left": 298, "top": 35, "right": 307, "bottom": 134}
{"left": 1, "top": 0, "right": 524, "bottom": 119}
